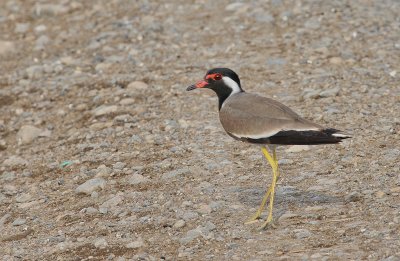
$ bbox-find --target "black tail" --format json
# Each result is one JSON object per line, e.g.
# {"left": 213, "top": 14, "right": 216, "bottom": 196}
{"left": 244, "top": 128, "right": 351, "bottom": 145}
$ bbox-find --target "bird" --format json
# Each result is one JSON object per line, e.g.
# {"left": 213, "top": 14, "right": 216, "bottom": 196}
{"left": 186, "top": 67, "right": 350, "bottom": 229}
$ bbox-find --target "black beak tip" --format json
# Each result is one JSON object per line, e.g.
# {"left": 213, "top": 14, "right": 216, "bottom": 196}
{"left": 186, "top": 85, "right": 196, "bottom": 91}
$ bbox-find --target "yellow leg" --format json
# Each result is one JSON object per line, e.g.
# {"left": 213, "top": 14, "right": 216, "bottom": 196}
{"left": 245, "top": 146, "right": 280, "bottom": 228}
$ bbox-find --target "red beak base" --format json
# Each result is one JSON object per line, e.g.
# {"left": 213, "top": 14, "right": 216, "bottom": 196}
{"left": 187, "top": 80, "right": 209, "bottom": 91}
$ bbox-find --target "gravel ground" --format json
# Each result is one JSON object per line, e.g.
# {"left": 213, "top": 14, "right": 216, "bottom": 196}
{"left": 0, "top": 0, "right": 399, "bottom": 260}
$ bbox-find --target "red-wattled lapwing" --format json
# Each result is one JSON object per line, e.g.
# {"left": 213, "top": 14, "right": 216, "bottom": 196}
{"left": 187, "top": 68, "right": 350, "bottom": 229}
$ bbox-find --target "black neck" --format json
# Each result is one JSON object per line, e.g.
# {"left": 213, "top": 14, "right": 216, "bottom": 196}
{"left": 211, "top": 85, "right": 243, "bottom": 110}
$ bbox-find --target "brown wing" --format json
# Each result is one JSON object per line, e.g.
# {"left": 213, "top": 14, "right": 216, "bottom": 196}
{"left": 219, "top": 93, "right": 322, "bottom": 139}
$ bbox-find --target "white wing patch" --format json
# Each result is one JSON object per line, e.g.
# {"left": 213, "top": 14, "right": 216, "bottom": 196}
{"left": 228, "top": 126, "right": 320, "bottom": 140}
{"left": 332, "top": 133, "right": 351, "bottom": 138}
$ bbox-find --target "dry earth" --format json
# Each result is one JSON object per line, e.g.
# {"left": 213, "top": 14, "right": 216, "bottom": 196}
{"left": 0, "top": 0, "right": 399, "bottom": 260}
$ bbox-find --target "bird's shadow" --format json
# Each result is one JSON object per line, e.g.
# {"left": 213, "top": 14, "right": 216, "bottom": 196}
{"left": 236, "top": 185, "right": 341, "bottom": 207}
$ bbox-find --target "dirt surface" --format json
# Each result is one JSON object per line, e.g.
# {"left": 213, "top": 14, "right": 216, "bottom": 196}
{"left": 1, "top": 0, "right": 399, "bottom": 260}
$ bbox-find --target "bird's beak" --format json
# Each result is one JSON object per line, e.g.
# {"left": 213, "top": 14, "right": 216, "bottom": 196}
{"left": 186, "top": 80, "right": 209, "bottom": 91}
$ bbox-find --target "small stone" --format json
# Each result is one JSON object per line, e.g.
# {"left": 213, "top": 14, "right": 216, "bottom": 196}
{"left": 197, "top": 204, "right": 212, "bottom": 214}
{"left": 126, "top": 238, "right": 144, "bottom": 249}
{"left": 35, "top": 35, "right": 50, "bottom": 50}
{"left": 17, "top": 125, "right": 51, "bottom": 144}
{"left": 34, "top": 25, "right": 47, "bottom": 32}
{"left": 12, "top": 218, "right": 26, "bottom": 226}
{"left": 75, "top": 178, "right": 106, "bottom": 195}
{"left": 162, "top": 168, "right": 190, "bottom": 180}
{"left": 0, "top": 139, "right": 7, "bottom": 150}
{"left": 302, "top": 88, "right": 321, "bottom": 99}
{"left": 329, "top": 57, "right": 343, "bottom": 65}
{"left": 285, "top": 145, "right": 310, "bottom": 153}
{"left": 293, "top": 228, "right": 312, "bottom": 239}
{"left": 113, "top": 162, "right": 126, "bottom": 170}
{"left": 99, "top": 207, "right": 108, "bottom": 214}
{"left": 100, "top": 194, "right": 124, "bottom": 208}
{"left": 304, "top": 17, "right": 320, "bottom": 29}
{"left": 93, "top": 238, "right": 108, "bottom": 249}
{"left": 225, "top": 2, "right": 245, "bottom": 11}
{"left": 173, "top": 219, "right": 186, "bottom": 229}
{"left": 1, "top": 172, "right": 15, "bottom": 181}
{"left": 16, "top": 193, "right": 33, "bottom": 203}
{"left": 319, "top": 87, "right": 340, "bottom": 98}
{"left": 180, "top": 228, "right": 202, "bottom": 244}
{"left": 0, "top": 41, "right": 16, "bottom": 56}
{"left": 96, "top": 165, "right": 112, "bottom": 177}
{"left": 15, "top": 23, "right": 30, "bottom": 33}
{"left": 25, "top": 65, "right": 44, "bottom": 79}
{"left": 34, "top": 4, "right": 69, "bottom": 16}
{"left": 119, "top": 98, "right": 135, "bottom": 106}
{"left": 389, "top": 70, "right": 397, "bottom": 77}
{"left": 278, "top": 158, "right": 294, "bottom": 165}
{"left": 128, "top": 173, "right": 150, "bottom": 185}
{"left": 375, "top": 191, "right": 386, "bottom": 198}
{"left": 3, "top": 156, "right": 28, "bottom": 167}
{"left": 182, "top": 211, "right": 199, "bottom": 221}
{"left": 278, "top": 212, "right": 299, "bottom": 222}
{"left": 93, "top": 105, "right": 118, "bottom": 116}
{"left": 390, "top": 187, "right": 400, "bottom": 193}
{"left": 84, "top": 207, "right": 99, "bottom": 214}
{"left": 345, "top": 191, "right": 362, "bottom": 202}
{"left": 95, "top": 62, "right": 112, "bottom": 72}
{"left": 127, "top": 81, "right": 148, "bottom": 91}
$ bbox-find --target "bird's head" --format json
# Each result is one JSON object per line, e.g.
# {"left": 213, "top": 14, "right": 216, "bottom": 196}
{"left": 186, "top": 68, "right": 243, "bottom": 97}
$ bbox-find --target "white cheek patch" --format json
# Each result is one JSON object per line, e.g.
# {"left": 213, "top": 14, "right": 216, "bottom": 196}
{"left": 222, "top": 76, "right": 241, "bottom": 95}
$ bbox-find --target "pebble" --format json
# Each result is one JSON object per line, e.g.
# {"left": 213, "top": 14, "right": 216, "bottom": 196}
{"left": 173, "top": 219, "right": 186, "bottom": 229}
{"left": 1, "top": 172, "right": 15, "bottom": 181}
{"left": 128, "top": 173, "right": 150, "bottom": 185}
{"left": 0, "top": 139, "right": 6, "bottom": 150}
{"left": 93, "top": 238, "right": 108, "bottom": 249}
{"left": 17, "top": 125, "right": 51, "bottom": 144}
{"left": 75, "top": 178, "right": 106, "bottom": 195}
{"left": 285, "top": 145, "right": 310, "bottom": 153}
{"left": 119, "top": 98, "right": 135, "bottom": 106}
{"left": 329, "top": 57, "right": 343, "bottom": 65}
{"left": 293, "top": 228, "right": 312, "bottom": 239}
{"left": 127, "top": 81, "right": 148, "bottom": 91}
{"left": 375, "top": 191, "right": 386, "bottom": 199}
{"left": 302, "top": 88, "right": 321, "bottom": 99}
{"left": 93, "top": 105, "right": 118, "bottom": 116}
{"left": 12, "top": 218, "right": 27, "bottom": 226}
{"left": 162, "top": 168, "right": 190, "bottom": 180}
{"left": 3, "top": 156, "right": 28, "bottom": 167}
{"left": 95, "top": 165, "right": 112, "bottom": 178}
{"left": 182, "top": 211, "right": 199, "bottom": 221}
{"left": 95, "top": 62, "right": 112, "bottom": 72}
{"left": 113, "top": 162, "right": 126, "bottom": 170}
{"left": 319, "top": 87, "right": 340, "bottom": 97}
{"left": 278, "top": 158, "right": 294, "bottom": 165}
{"left": 34, "top": 4, "right": 69, "bottom": 16}
{"left": 25, "top": 65, "right": 44, "bottom": 79}
{"left": 15, "top": 23, "right": 30, "bottom": 33}
{"left": 100, "top": 194, "right": 124, "bottom": 208}
{"left": 35, "top": 35, "right": 50, "bottom": 50}
{"left": 197, "top": 204, "right": 212, "bottom": 214}
{"left": 126, "top": 238, "right": 144, "bottom": 249}
{"left": 15, "top": 193, "right": 33, "bottom": 203}
{"left": 0, "top": 41, "right": 16, "bottom": 56}
{"left": 278, "top": 212, "right": 299, "bottom": 222}
{"left": 345, "top": 191, "right": 362, "bottom": 202}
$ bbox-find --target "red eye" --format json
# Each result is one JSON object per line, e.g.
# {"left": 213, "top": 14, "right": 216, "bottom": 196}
{"left": 214, "top": 74, "right": 222, "bottom": 80}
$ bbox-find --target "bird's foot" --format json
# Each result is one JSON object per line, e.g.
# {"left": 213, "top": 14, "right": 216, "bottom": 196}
{"left": 244, "top": 210, "right": 262, "bottom": 225}
{"left": 259, "top": 215, "right": 276, "bottom": 230}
